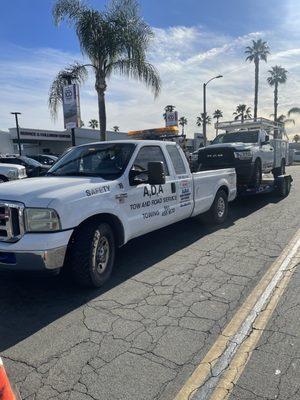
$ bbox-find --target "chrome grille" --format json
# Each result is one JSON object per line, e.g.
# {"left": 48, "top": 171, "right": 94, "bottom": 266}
{"left": 0, "top": 202, "right": 24, "bottom": 242}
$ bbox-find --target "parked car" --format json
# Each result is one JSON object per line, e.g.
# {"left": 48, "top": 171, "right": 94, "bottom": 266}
{"left": 29, "top": 154, "right": 58, "bottom": 166}
{"left": 0, "top": 140, "right": 236, "bottom": 287}
{"left": 0, "top": 163, "right": 27, "bottom": 183}
{"left": 0, "top": 155, "right": 50, "bottom": 177}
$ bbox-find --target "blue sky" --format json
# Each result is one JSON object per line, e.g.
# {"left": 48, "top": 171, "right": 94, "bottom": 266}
{"left": 1, "top": 0, "right": 300, "bottom": 138}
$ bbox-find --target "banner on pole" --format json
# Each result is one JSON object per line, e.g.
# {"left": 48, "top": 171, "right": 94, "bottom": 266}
{"left": 62, "top": 84, "right": 81, "bottom": 129}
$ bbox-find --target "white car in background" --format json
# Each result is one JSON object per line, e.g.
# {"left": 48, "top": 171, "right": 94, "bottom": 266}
{"left": 0, "top": 163, "right": 27, "bottom": 183}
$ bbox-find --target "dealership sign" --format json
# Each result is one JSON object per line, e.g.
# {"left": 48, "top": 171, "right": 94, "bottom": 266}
{"left": 62, "top": 84, "right": 81, "bottom": 129}
{"left": 165, "top": 111, "right": 178, "bottom": 127}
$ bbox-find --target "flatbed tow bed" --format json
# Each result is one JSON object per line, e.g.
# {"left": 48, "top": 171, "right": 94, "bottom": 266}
{"left": 238, "top": 174, "right": 293, "bottom": 197}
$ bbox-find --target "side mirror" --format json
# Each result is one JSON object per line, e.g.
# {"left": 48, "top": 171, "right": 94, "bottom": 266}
{"left": 261, "top": 135, "right": 270, "bottom": 145}
{"left": 148, "top": 162, "right": 165, "bottom": 185}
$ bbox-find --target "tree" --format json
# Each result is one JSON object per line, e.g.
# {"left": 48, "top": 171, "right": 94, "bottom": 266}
{"left": 113, "top": 126, "right": 120, "bottom": 133}
{"left": 49, "top": 0, "right": 161, "bottom": 141}
{"left": 274, "top": 114, "right": 295, "bottom": 126}
{"left": 245, "top": 39, "right": 270, "bottom": 119}
{"left": 179, "top": 116, "right": 187, "bottom": 134}
{"left": 288, "top": 107, "right": 300, "bottom": 117}
{"left": 89, "top": 119, "right": 98, "bottom": 129}
{"left": 233, "top": 104, "right": 252, "bottom": 122}
{"left": 213, "top": 109, "right": 223, "bottom": 136}
{"left": 196, "top": 113, "right": 211, "bottom": 128}
{"left": 293, "top": 134, "right": 300, "bottom": 143}
{"left": 267, "top": 66, "right": 288, "bottom": 122}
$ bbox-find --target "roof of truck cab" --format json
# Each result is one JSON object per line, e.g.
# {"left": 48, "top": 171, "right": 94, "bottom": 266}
{"left": 76, "top": 140, "right": 177, "bottom": 147}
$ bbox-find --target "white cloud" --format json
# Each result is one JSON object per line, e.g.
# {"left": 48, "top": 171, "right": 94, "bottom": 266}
{"left": 1, "top": 25, "right": 300, "bottom": 140}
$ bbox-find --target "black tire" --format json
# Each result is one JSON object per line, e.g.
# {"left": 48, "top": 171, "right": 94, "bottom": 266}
{"left": 203, "top": 189, "right": 228, "bottom": 225}
{"left": 68, "top": 221, "right": 115, "bottom": 288}
{"left": 273, "top": 159, "right": 285, "bottom": 178}
{"left": 0, "top": 175, "right": 8, "bottom": 183}
{"left": 251, "top": 159, "right": 262, "bottom": 188}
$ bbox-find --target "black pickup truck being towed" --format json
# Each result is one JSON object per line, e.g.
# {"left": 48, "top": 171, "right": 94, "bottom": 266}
{"left": 197, "top": 118, "right": 289, "bottom": 188}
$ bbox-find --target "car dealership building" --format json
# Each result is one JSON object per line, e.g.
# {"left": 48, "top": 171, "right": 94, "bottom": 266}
{"left": 0, "top": 127, "right": 129, "bottom": 156}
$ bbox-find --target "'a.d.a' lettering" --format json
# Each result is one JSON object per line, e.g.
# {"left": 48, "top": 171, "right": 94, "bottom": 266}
{"left": 143, "top": 185, "right": 164, "bottom": 197}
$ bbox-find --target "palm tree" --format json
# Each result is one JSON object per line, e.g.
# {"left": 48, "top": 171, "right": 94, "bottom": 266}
{"left": 275, "top": 114, "right": 295, "bottom": 126}
{"left": 233, "top": 104, "right": 252, "bottom": 122}
{"left": 113, "top": 126, "right": 120, "bottom": 133}
{"left": 213, "top": 109, "right": 223, "bottom": 136}
{"left": 267, "top": 66, "right": 288, "bottom": 122}
{"left": 49, "top": 0, "right": 161, "bottom": 141}
{"left": 89, "top": 119, "right": 98, "bottom": 129}
{"left": 293, "top": 134, "right": 299, "bottom": 143}
{"left": 245, "top": 39, "right": 270, "bottom": 119}
{"left": 196, "top": 113, "right": 211, "bottom": 128}
{"left": 179, "top": 116, "right": 187, "bottom": 134}
{"left": 288, "top": 107, "right": 300, "bottom": 117}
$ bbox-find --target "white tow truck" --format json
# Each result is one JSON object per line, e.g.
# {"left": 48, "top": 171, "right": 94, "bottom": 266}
{"left": 198, "top": 118, "right": 289, "bottom": 187}
{"left": 0, "top": 140, "right": 236, "bottom": 287}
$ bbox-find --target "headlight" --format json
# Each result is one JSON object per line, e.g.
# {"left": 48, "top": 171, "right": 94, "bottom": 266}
{"left": 7, "top": 170, "right": 18, "bottom": 180}
{"left": 24, "top": 208, "right": 61, "bottom": 232}
{"left": 234, "top": 151, "right": 252, "bottom": 160}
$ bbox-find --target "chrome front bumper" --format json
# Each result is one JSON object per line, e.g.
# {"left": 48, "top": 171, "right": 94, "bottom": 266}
{"left": 0, "top": 245, "right": 67, "bottom": 271}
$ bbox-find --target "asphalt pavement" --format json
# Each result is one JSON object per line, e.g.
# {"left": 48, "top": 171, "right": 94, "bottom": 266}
{"left": 1, "top": 166, "right": 300, "bottom": 400}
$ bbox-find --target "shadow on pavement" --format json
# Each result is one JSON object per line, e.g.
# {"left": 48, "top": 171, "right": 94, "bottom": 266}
{"left": 0, "top": 192, "right": 283, "bottom": 351}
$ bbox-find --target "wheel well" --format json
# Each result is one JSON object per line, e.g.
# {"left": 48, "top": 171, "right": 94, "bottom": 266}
{"left": 218, "top": 185, "right": 229, "bottom": 197}
{"left": 0, "top": 175, "right": 8, "bottom": 182}
{"left": 71, "top": 213, "right": 125, "bottom": 247}
{"left": 254, "top": 157, "right": 261, "bottom": 166}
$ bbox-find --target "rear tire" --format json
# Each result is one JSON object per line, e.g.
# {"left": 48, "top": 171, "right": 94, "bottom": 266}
{"left": 68, "top": 221, "right": 115, "bottom": 288}
{"left": 251, "top": 160, "right": 262, "bottom": 188}
{"left": 273, "top": 159, "right": 285, "bottom": 178}
{"left": 202, "top": 189, "right": 228, "bottom": 225}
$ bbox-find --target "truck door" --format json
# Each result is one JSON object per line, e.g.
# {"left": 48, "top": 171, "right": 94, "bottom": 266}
{"left": 125, "top": 145, "right": 178, "bottom": 239}
{"left": 259, "top": 131, "right": 274, "bottom": 172}
{"left": 165, "top": 144, "right": 193, "bottom": 220}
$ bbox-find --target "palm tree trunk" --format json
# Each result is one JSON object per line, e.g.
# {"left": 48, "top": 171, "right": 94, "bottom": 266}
{"left": 254, "top": 59, "right": 259, "bottom": 120}
{"left": 241, "top": 112, "right": 244, "bottom": 123}
{"left": 274, "top": 83, "right": 278, "bottom": 122}
{"left": 216, "top": 117, "right": 219, "bottom": 137}
{"left": 97, "top": 90, "right": 106, "bottom": 141}
{"left": 95, "top": 72, "right": 107, "bottom": 141}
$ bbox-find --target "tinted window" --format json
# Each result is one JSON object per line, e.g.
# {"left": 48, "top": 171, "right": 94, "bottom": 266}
{"left": 0, "top": 158, "right": 22, "bottom": 165}
{"left": 166, "top": 145, "right": 186, "bottom": 174}
{"left": 212, "top": 130, "right": 259, "bottom": 144}
{"left": 133, "top": 146, "right": 169, "bottom": 175}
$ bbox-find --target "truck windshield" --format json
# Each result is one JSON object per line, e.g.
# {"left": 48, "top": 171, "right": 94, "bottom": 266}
{"left": 48, "top": 143, "right": 136, "bottom": 179}
{"left": 212, "top": 130, "right": 259, "bottom": 144}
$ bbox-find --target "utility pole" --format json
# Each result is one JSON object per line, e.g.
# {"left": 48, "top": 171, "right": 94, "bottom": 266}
{"left": 202, "top": 75, "right": 223, "bottom": 147}
{"left": 11, "top": 112, "right": 22, "bottom": 155}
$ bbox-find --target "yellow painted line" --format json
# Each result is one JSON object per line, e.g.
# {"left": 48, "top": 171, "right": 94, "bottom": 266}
{"left": 174, "top": 228, "right": 300, "bottom": 400}
{"left": 209, "top": 255, "right": 299, "bottom": 400}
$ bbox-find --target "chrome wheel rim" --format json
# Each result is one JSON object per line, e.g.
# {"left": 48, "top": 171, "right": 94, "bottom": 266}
{"left": 217, "top": 197, "right": 225, "bottom": 218}
{"left": 93, "top": 235, "right": 110, "bottom": 274}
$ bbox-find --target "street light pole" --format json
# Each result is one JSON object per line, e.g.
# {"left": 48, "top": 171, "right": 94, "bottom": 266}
{"left": 202, "top": 75, "right": 223, "bottom": 147}
{"left": 11, "top": 112, "right": 22, "bottom": 156}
